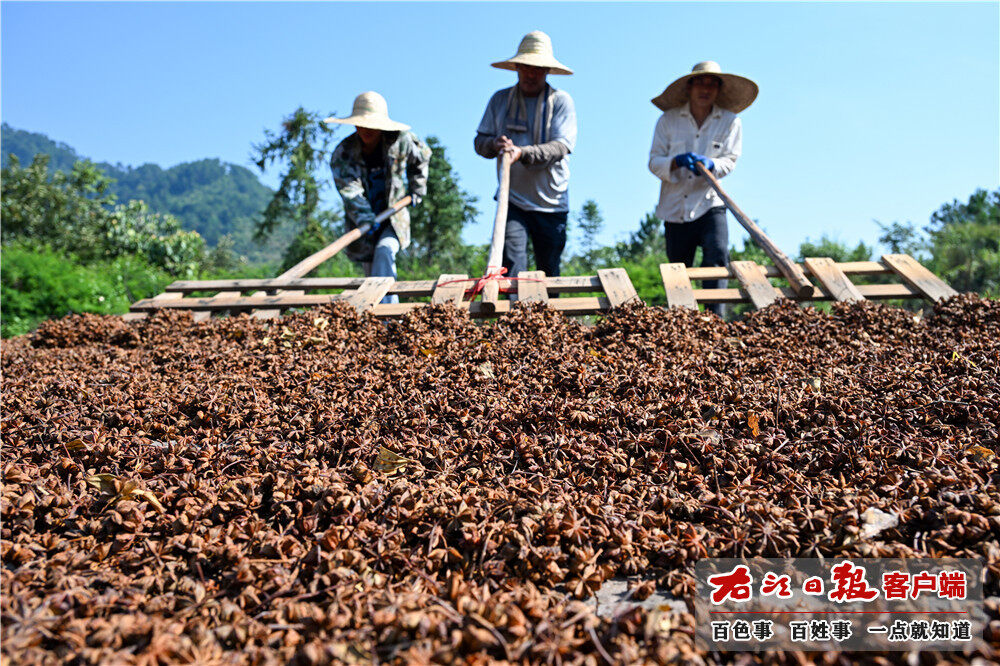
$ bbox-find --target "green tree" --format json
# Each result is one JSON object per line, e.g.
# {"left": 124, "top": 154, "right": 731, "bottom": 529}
{"left": 878, "top": 188, "right": 999, "bottom": 297}
{"left": 406, "top": 136, "right": 479, "bottom": 270}
{"left": 876, "top": 220, "right": 924, "bottom": 256}
{"left": 252, "top": 108, "right": 342, "bottom": 269}
{"left": 4, "top": 124, "right": 281, "bottom": 263}
{"left": 797, "top": 235, "right": 872, "bottom": 263}
{"left": 563, "top": 200, "right": 621, "bottom": 274}
{"left": 1, "top": 242, "right": 173, "bottom": 337}
{"left": 2, "top": 154, "right": 206, "bottom": 276}
{"left": 576, "top": 200, "right": 604, "bottom": 258}
{"left": 1, "top": 154, "right": 114, "bottom": 249}
{"left": 280, "top": 218, "right": 331, "bottom": 273}
{"left": 618, "top": 212, "right": 665, "bottom": 263}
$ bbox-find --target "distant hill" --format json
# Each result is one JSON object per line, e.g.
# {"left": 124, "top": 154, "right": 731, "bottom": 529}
{"left": 1, "top": 123, "right": 296, "bottom": 263}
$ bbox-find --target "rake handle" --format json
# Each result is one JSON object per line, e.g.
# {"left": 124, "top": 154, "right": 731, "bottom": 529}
{"left": 277, "top": 195, "right": 412, "bottom": 281}
{"left": 481, "top": 152, "right": 512, "bottom": 311}
{"left": 696, "top": 163, "right": 813, "bottom": 298}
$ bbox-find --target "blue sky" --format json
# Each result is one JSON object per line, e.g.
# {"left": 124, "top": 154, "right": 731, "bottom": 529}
{"left": 2, "top": 2, "right": 998, "bottom": 257}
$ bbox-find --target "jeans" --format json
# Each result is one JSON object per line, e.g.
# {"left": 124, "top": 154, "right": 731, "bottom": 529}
{"left": 361, "top": 226, "right": 400, "bottom": 305}
{"left": 665, "top": 206, "right": 729, "bottom": 317}
{"left": 502, "top": 204, "right": 568, "bottom": 278}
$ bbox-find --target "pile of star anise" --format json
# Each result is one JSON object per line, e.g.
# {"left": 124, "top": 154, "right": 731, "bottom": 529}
{"left": 2, "top": 295, "right": 997, "bottom": 664}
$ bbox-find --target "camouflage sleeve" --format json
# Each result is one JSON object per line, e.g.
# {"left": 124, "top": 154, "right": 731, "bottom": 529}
{"left": 330, "top": 144, "right": 375, "bottom": 227}
{"left": 405, "top": 132, "right": 432, "bottom": 198}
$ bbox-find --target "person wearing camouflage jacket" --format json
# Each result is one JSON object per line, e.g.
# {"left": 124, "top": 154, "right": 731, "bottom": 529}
{"left": 326, "top": 92, "right": 431, "bottom": 303}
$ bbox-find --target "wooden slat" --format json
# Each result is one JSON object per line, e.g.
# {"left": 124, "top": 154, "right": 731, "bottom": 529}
{"left": 686, "top": 261, "right": 892, "bottom": 280}
{"left": 193, "top": 290, "right": 243, "bottom": 322}
{"left": 545, "top": 275, "right": 602, "bottom": 293}
{"left": 597, "top": 268, "right": 640, "bottom": 308}
{"left": 164, "top": 276, "right": 603, "bottom": 296}
{"left": 130, "top": 293, "right": 349, "bottom": 311}
{"left": 696, "top": 163, "right": 814, "bottom": 297}
{"left": 165, "top": 260, "right": 894, "bottom": 294}
{"left": 857, "top": 283, "right": 921, "bottom": 299}
{"left": 730, "top": 261, "right": 781, "bottom": 309}
{"left": 658, "top": 263, "right": 698, "bottom": 310}
{"left": 882, "top": 254, "right": 958, "bottom": 302}
{"left": 166, "top": 278, "right": 364, "bottom": 292}
{"left": 803, "top": 257, "right": 864, "bottom": 302}
{"left": 693, "top": 283, "right": 919, "bottom": 303}
{"left": 124, "top": 291, "right": 184, "bottom": 321}
{"left": 345, "top": 277, "right": 394, "bottom": 312}
{"left": 372, "top": 296, "right": 611, "bottom": 319}
{"left": 431, "top": 274, "right": 469, "bottom": 305}
{"left": 517, "top": 271, "right": 549, "bottom": 305}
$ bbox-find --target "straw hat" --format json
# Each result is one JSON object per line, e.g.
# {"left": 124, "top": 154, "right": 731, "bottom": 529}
{"left": 491, "top": 30, "right": 573, "bottom": 75}
{"left": 324, "top": 91, "right": 410, "bottom": 132}
{"left": 651, "top": 61, "right": 758, "bottom": 113}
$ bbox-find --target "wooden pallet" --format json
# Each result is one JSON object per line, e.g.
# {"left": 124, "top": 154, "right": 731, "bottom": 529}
{"left": 658, "top": 253, "right": 957, "bottom": 310}
{"left": 126, "top": 253, "right": 954, "bottom": 321}
{"left": 126, "top": 268, "right": 642, "bottom": 321}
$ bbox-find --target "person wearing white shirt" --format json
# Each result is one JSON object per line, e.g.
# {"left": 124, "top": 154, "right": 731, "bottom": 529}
{"left": 648, "top": 61, "right": 758, "bottom": 316}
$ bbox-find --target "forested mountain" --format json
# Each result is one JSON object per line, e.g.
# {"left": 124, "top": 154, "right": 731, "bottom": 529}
{"left": 1, "top": 123, "right": 293, "bottom": 260}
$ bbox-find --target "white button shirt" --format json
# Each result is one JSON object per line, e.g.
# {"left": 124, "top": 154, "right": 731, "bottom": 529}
{"left": 648, "top": 103, "right": 742, "bottom": 223}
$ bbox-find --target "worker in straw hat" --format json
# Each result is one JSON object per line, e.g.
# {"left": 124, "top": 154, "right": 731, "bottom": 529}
{"left": 326, "top": 91, "right": 431, "bottom": 304}
{"left": 648, "top": 61, "right": 758, "bottom": 317}
{"left": 475, "top": 30, "right": 577, "bottom": 279}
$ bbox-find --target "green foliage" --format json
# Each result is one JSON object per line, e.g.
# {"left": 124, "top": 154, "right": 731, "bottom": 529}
{"left": 926, "top": 215, "right": 999, "bottom": 297}
{"left": 564, "top": 204, "right": 661, "bottom": 275}
{"left": 575, "top": 199, "right": 604, "bottom": 258}
{"left": 408, "top": 137, "right": 480, "bottom": 268}
{"left": 3, "top": 124, "right": 278, "bottom": 261}
{"left": 617, "top": 253, "right": 670, "bottom": 306}
{"left": 728, "top": 234, "right": 770, "bottom": 265}
{"left": 1, "top": 243, "right": 172, "bottom": 337}
{"left": 797, "top": 236, "right": 872, "bottom": 263}
{"left": 877, "top": 220, "right": 924, "bottom": 257}
{"left": 2, "top": 154, "right": 115, "bottom": 246}
{"left": 878, "top": 188, "right": 999, "bottom": 298}
{"left": 930, "top": 188, "right": 999, "bottom": 229}
{"left": 2, "top": 155, "right": 208, "bottom": 277}
{"left": 200, "top": 235, "right": 244, "bottom": 276}
{"left": 281, "top": 218, "right": 331, "bottom": 273}
{"left": 619, "top": 212, "right": 665, "bottom": 263}
{"left": 253, "top": 108, "right": 341, "bottom": 245}
{"left": 1, "top": 122, "right": 82, "bottom": 173}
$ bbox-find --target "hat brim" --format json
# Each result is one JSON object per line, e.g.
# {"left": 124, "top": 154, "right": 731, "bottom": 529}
{"left": 651, "top": 72, "right": 758, "bottom": 114}
{"left": 491, "top": 53, "right": 573, "bottom": 76}
{"left": 323, "top": 115, "right": 410, "bottom": 132}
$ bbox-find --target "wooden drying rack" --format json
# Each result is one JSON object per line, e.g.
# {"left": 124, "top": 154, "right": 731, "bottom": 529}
{"left": 125, "top": 253, "right": 955, "bottom": 321}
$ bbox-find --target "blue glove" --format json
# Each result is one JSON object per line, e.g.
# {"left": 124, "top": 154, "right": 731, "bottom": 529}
{"left": 364, "top": 222, "right": 380, "bottom": 239}
{"left": 689, "top": 153, "right": 715, "bottom": 174}
{"left": 673, "top": 153, "right": 696, "bottom": 171}
{"left": 409, "top": 192, "right": 422, "bottom": 207}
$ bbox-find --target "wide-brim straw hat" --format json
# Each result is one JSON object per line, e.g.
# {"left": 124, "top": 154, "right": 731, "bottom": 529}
{"left": 652, "top": 61, "right": 758, "bottom": 113}
{"left": 491, "top": 30, "right": 573, "bottom": 75}
{"left": 324, "top": 91, "right": 410, "bottom": 132}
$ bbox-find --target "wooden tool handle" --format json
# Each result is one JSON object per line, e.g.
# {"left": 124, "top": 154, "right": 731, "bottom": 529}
{"left": 277, "top": 195, "right": 412, "bottom": 281}
{"left": 695, "top": 163, "right": 813, "bottom": 298}
{"left": 481, "top": 152, "right": 512, "bottom": 311}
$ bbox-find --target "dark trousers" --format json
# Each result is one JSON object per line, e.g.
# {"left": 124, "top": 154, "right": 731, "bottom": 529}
{"left": 502, "top": 204, "right": 568, "bottom": 278}
{"left": 665, "top": 206, "right": 729, "bottom": 317}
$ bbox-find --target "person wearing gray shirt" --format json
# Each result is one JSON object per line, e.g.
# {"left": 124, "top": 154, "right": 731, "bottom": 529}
{"left": 474, "top": 30, "right": 577, "bottom": 278}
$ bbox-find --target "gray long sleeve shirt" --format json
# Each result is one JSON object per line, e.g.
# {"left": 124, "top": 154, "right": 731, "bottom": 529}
{"left": 475, "top": 84, "right": 577, "bottom": 213}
